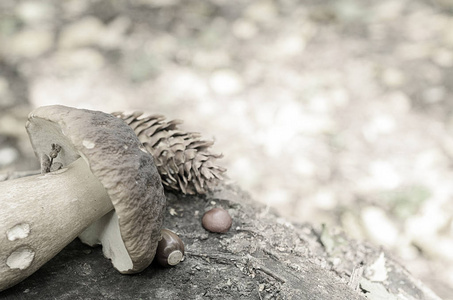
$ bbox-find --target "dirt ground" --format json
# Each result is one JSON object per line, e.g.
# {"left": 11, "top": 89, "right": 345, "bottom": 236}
{"left": 1, "top": 0, "right": 453, "bottom": 298}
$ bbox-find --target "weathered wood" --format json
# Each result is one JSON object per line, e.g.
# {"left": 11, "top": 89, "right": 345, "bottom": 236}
{"left": 1, "top": 184, "right": 440, "bottom": 299}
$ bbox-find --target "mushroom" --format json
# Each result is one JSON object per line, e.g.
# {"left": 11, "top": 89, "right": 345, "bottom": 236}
{"left": 0, "top": 105, "right": 166, "bottom": 291}
{"left": 155, "top": 229, "right": 185, "bottom": 267}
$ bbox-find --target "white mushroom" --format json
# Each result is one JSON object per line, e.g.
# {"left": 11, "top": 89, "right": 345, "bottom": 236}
{"left": 0, "top": 105, "right": 166, "bottom": 291}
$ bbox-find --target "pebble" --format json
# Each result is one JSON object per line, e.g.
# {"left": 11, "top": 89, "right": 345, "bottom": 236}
{"left": 0, "top": 147, "right": 19, "bottom": 166}
{"left": 361, "top": 206, "right": 399, "bottom": 248}
{"left": 209, "top": 69, "right": 244, "bottom": 96}
{"left": 293, "top": 156, "right": 315, "bottom": 177}
{"left": 386, "top": 91, "right": 411, "bottom": 113}
{"left": 313, "top": 190, "right": 337, "bottom": 210}
{"left": 381, "top": 68, "right": 405, "bottom": 87}
{"left": 374, "top": 1, "right": 405, "bottom": 21}
{"left": 362, "top": 114, "right": 396, "bottom": 141}
{"left": 0, "top": 77, "right": 13, "bottom": 106}
{"left": 9, "top": 28, "right": 53, "bottom": 58}
{"left": 16, "top": 2, "right": 54, "bottom": 24}
{"left": 231, "top": 19, "right": 258, "bottom": 40}
{"left": 192, "top": 50, "right": 231, "bottom": 69}
{"left": 367, "top": 161, "right": 401, "bottom": 190}
{"left": 138, "top": 0, "right": 180, "bottom": 7}
{"left": 262, "top": 188, "right": 290, "bottom": 206}
{"left": 340, "top": 211, "right": 364, "bottom": 240}
{"left": 423, "top": 86, "right": 446, "bottom": 104}
{"left": 99, "top": 16, "right": 131, "bottom": 49}
{"left": 244, "top": 1, "right": 277, "bottom": 23}
{"left": 432, "top": 48, "right": 453, "bottom": 68}
{"left": 275, "top": 35, "right": 306, "bottom": 57}
{"left": 54, "top": 48, "right": 105, "bottom": 72}
{"left": 59, "top": 17, "right": 105, "bottom": 49}
{"left": 395, "top": 43, "right": 430, "bottom": 61}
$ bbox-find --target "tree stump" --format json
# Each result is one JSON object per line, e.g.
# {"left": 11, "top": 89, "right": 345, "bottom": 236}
{"left": 1, "top": 184, "right": 440, "bottom": 299}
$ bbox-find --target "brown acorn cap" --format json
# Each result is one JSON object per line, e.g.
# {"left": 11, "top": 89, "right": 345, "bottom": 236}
{"left": 156, "top": 229, "right": 184, "bottom": 267}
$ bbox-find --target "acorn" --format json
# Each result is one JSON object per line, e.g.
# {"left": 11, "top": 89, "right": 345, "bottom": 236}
{"left": 155, "top": 229, "right": 185, "bottom": 267}
{"left": 202, "top": 207, "right": 232, "bottom": 233}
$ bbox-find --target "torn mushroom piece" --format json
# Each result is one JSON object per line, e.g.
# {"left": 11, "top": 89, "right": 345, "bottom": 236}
{"left": 0, "top": 105, "right": 166, "bottom": 292}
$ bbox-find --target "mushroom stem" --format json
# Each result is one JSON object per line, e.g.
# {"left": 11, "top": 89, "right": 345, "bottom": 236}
{"left": 0, "top": 157, "right": 113, "bottom": 291}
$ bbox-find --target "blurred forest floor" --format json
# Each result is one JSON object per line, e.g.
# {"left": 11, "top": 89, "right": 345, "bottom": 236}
{"left": 1, "top": 0, "right": 453, "bottom": 298}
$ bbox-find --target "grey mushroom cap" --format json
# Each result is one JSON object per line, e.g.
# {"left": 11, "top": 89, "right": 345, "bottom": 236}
{"left": 26, "top": 105, "right": 166, "bottom": 273}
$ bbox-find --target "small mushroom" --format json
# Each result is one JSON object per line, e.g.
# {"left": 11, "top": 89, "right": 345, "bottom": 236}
{"left": 0, "top": 105, "right": 166, "bottom": 291}
{"left": 155, "top": 229, "right": 185, "bottom": 267}
{"left": 202, "top": 207, "right": 232, "bottom": 233}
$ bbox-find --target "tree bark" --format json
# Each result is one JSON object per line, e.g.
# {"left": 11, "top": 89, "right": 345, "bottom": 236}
{"left": 1, "top": 184, "right": 441, "bottom": 300}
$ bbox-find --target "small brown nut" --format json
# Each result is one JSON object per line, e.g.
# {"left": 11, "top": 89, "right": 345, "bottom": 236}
{"left": 202, "top": 207, "right": 232, "bottom": 233}
{"left": 155, "top": 229, "right": 185, "bottom": 267}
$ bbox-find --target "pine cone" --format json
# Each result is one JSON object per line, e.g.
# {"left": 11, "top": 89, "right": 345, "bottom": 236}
{"left": 112, "top": 111, "right": 226, "bottom": 194}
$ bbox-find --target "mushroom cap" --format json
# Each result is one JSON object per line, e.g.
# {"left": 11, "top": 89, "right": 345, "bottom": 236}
{"left": 26, "top": 105, "right": 166, "bottom": 273}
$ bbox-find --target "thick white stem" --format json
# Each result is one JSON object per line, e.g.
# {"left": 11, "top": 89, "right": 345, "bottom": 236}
{"left": 0, "top": 158, "right": 113, "bottom": 291}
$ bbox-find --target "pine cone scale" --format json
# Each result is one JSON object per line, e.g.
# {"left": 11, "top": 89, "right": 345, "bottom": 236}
{"left": 113, "top": 111, "right": 226, "bottom": 194}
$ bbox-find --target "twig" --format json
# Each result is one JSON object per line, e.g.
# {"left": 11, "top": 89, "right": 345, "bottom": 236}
{"left": 255, "top": 265, "right": 286, "bottom": 283}
{"left": 186, "top": 252, "right": 238, "bottom": 265}
{"left": 258, "top": 287, "right": 263, "bottom": 300}
{"left": 348, "top": 264, "right": 364, "bottom": 291}
{"left": 188, "top": 251, "right": 286, "bottom": 283}
{"left": 262, "top": 248, "right": 280, "bottom": 261}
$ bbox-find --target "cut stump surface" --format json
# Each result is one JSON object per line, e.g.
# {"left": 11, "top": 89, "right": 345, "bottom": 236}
{"left": 1, "top": 185, "right": 439, "bottom": 300}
